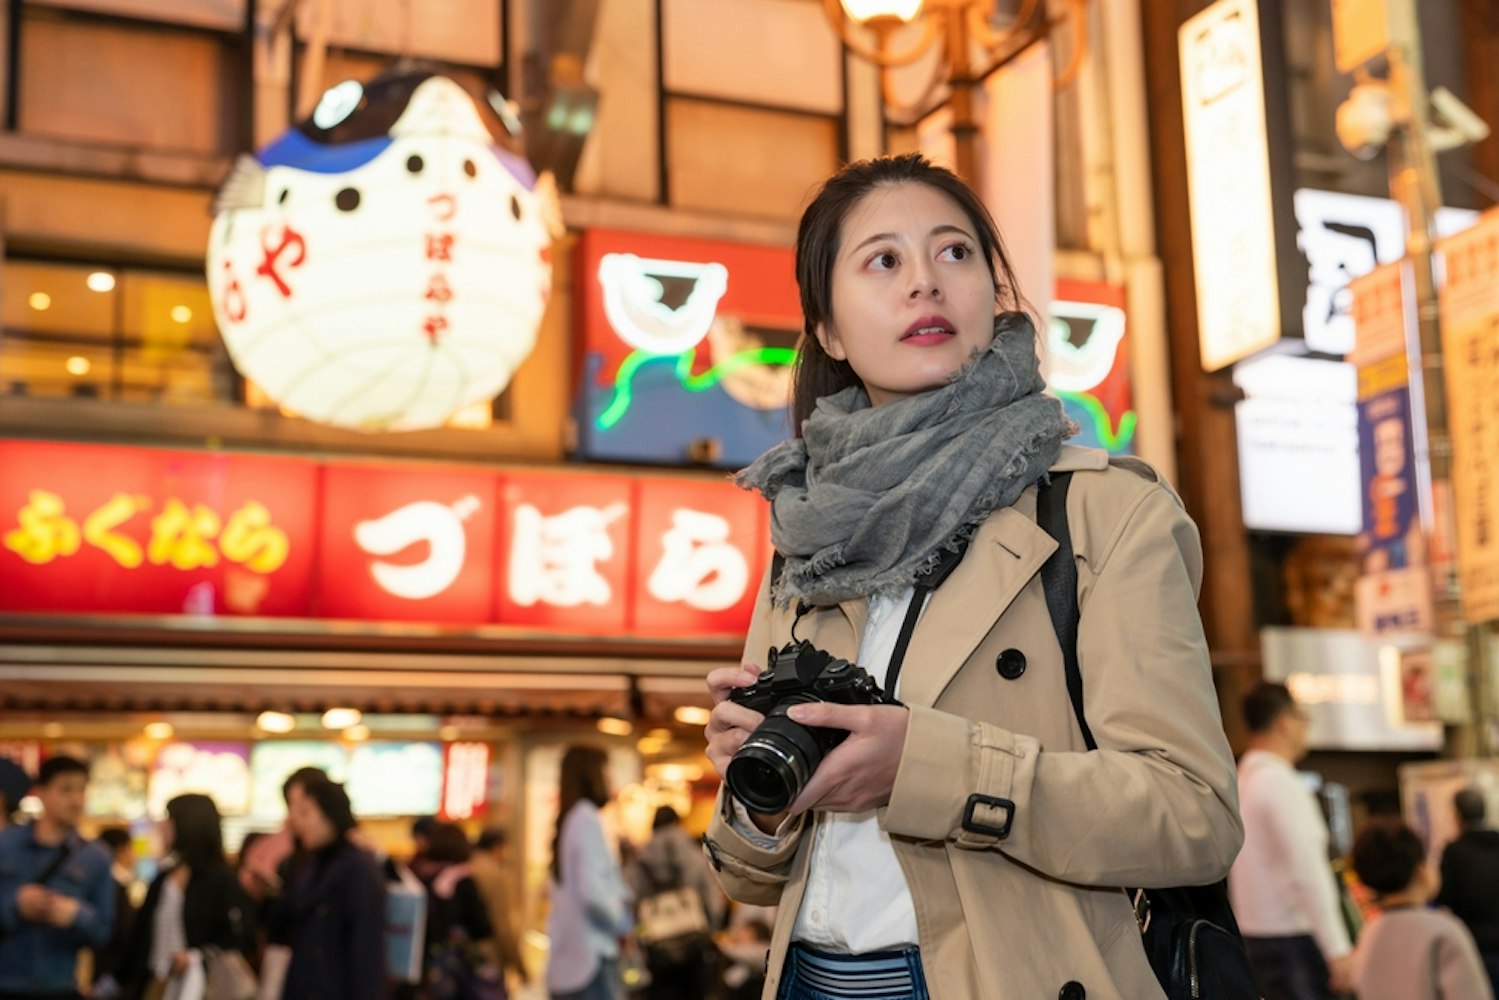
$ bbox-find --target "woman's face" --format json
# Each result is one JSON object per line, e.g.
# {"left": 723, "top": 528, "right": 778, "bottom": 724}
{"left": 816, "top": 181, "right": 998, "bottom": 406}
{"left": 286, "top": 783, "right": 337, "bottom": 850}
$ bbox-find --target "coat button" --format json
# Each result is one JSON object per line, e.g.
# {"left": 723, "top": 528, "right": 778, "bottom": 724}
{"left": 1059, "top": 982, "right": 1085, "bottom": 1000}
{"left": 996, "top": 648, "right": 1027, "bottom": 680}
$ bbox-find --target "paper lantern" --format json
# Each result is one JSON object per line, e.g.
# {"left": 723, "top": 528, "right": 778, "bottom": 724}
{"left": 207, "top": 71, "right": 554, "bottom": 431}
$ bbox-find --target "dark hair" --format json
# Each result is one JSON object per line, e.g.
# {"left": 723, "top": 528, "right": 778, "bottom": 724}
{"left": 166, "top": 793, "right": 226, "bottom": 871}
{"left": 550, "top": 744, "right": 610, "bottom": 882}
{"left": 1351, "top": 822, "right": 1427, "bottom": 896}
{"left": 652, "top": 805, "right": 682, "bottom": 832}
{"left": 1241, "top": 682, "right": 1298, "bottom": 734}
{"left": 1456, "top": 787, "right": 1487, "bottom": 826}
{"left": 789, "top": 152, "right": 1023, "bottom": 434}
{"left": 98, "top": 827, "right": 132, "bottom": 852}
{"left": 426, "top": 822, "right": 472, "bottom": 863}
{"left": 281, "top": 766, "right": 329, "bottom": 803}
{"left": 299, "top": 779, "right": 358, "bottom": 839}
{"left": 411, "top": 815, "right": 439, "bottom": 840}
{"left": 0, "top": 758, "right": 33, "bottom": 812}
{"left": 238, "top": 830, "right": 266, "bottom": 864}
{"left": 38, "top": 755, "right": 88, "bottom": 786}
{"left": 475, "top": 828, "right": 507, "bottom": 852}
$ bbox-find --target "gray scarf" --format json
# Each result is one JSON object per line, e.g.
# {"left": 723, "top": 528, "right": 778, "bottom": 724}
{"left": 736, "top": 312, "right": 1070, "bottom": 606}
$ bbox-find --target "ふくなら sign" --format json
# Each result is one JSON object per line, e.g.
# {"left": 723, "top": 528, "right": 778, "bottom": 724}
{"left": 0, "top": 440, "right": 767, "bottom": 637}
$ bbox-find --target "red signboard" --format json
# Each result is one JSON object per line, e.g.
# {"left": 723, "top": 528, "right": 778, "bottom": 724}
{"left": 496, "top": 472, "right": 633, "bottom": 634}
{"left": 318, "top": 463, "right": 498, "bottom": 623}
{"left": 0, "top": 439, "right": 767, "bottom": 638}
{"left": 632, "top": 478, "right": 767, "bottom": 637}
{"left": 0, "top": 441, "right": 317, "bottom": 616}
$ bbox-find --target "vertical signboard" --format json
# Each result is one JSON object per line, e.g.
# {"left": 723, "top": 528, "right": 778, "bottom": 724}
{"left": 1350, "top": 262, "right": 1432, "bottom": 635}
{"left": 1437, "top": 210, "right": 1499, "bottom": 624}
{"left": 1180, "top": 0, "right": 1288, "bottom": 371}
{"left": 1049, "top": 279, "right": 1135, "bottom": 455}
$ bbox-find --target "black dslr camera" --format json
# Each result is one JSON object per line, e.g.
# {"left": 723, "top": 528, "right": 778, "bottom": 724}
{"left": 725, "top": 639, "right": 897, "bottom": 814}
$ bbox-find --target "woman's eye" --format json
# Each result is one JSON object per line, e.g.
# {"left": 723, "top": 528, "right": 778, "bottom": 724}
{"left": 939, "top": 243, "right": 972, "bottom": 261}
{"left": 869, "top": 251, "right": 899, "bottom": 270}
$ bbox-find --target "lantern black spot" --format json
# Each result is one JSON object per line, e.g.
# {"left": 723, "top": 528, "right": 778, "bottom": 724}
{"left": 277, "top": 188, "right": 290, "bottom": 205}
{"left": 335, "top": 187, "right": 361, "bottom": 212}
{"left": 509, "top": 195, "right": 522, "bottom": 220}
{"left": 463, "top": 158, "right": 477, "bottom": 178}
{"left": 406, "top": 154, "right": 424, "bottom": 174}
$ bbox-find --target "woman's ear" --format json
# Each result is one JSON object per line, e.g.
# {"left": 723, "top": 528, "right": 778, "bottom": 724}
{"left": 814, "top": 321, "right": 847, "bottom": 362}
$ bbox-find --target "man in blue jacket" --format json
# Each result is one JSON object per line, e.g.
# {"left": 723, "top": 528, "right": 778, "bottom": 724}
{"left": 0, "top": 755, "right": 114, "bottom": 1000}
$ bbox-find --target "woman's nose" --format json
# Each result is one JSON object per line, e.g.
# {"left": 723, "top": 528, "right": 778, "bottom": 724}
{"left": 908, "top": 267, "right": 941, "bottom": 299}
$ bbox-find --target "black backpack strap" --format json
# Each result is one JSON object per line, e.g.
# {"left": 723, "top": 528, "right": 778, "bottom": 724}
{"left": 1036, "top": 472, "right": 1096, "bottom": 751}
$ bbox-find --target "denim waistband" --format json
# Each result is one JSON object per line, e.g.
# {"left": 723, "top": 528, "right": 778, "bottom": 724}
{"left": 784, "top": 942, "right": 924, "bottom": 998}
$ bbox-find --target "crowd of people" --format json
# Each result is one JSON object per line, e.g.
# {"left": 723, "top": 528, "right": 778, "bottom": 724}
{"left": 0, "top": 747, "right": 766, "bottom": 1000}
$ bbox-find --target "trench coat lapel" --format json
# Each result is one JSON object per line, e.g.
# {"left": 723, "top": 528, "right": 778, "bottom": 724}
{"left": 897, "top": 503, "right": 1058, "bottom": 707}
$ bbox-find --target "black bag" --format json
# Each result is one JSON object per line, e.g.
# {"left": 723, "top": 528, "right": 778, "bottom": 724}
{"left": 1037, "top": 471, "right": 1261, "bottom": 1000}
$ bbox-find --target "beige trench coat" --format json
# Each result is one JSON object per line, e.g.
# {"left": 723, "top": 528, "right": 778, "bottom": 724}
{"left": 702, "top": 446, "right": 1243, "bottom": 999}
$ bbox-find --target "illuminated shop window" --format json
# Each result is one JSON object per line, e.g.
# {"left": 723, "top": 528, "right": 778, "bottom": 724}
{"left": 0, "top": 260, "right": 233, "bottom": 404}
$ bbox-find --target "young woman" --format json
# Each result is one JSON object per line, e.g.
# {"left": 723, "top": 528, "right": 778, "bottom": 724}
{"left": 702, "top": 153, "right": 1243, "bottom": 999}
{"left": 545, "top": 745, "right": 632, "bottom": 1000}
{"left": 118, "top": 793, "right": 256, "bottom": 1000}
{"left": 266, "top": 775, "right": 387, "bottom": 999}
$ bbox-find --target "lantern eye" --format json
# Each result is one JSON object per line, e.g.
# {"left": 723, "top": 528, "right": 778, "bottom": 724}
{"left": 463, "top": 158, "right": 478, "bottom": 178}
{"left": 510, "top": 195, "right": 522, "bottom": 221}
{"left": 278, "top": 189, "right": 290, "bottom": 205}
{"left": 406, "top": 154, "right": 424, "bottom": 174}
{"left": 335, "top": 188, "right": 361, "bottom": 212}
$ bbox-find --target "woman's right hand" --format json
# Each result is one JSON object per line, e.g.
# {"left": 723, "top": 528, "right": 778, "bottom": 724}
{"left": 704, "top": 662, "right": 765, "bottom": 781}
{"left": 705, "top": 663, "right": 790, "bottom": 835}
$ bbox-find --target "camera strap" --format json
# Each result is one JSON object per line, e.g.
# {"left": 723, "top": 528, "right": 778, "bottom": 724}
{"left": 884, "top": 536, "right": 972, "bottom": 697}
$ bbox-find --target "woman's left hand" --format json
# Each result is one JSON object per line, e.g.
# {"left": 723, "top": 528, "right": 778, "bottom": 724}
{"left": 782, "top": 703, "right": 909, "bottom": 816}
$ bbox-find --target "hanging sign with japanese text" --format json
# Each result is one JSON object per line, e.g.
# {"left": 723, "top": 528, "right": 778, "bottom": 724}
{"left": 0, "top": 439, "right": 767, "bottom": 638}
{"left": 1437, "top": 209, "right": 1499, "bottom": 624}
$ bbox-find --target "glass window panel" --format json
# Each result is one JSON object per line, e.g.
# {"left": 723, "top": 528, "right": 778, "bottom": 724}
{"left": 667, "top": 100, "right": 839, "bottom": 220}
{"left": 2, "top": 261, "right": 117, "bottom": 341}
{"left": 120, "top": 272, "right": 220, "bottom": 351}
{"left": 295, "top": 0, "right": 500, "bottom": 67}
{"left": 19, "top": 14, "right": 234, "bottom": 155}
{"left": 663, "top": 0, "right": 842, "bottom": 114}
{"left": 25, "top": 0, "right": 245, "bottom": 31}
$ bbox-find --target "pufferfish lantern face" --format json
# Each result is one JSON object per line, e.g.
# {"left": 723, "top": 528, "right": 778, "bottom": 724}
{"left": 207, "top": 72, "right": 554, "bottom": 432}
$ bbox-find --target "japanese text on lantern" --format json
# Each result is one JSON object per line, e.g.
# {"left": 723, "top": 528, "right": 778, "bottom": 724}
{"left": 3, "top": 491, "right": 289, "bottom": 573}
{"left": 424, "top": 192, "right": 457, "bottom": 343}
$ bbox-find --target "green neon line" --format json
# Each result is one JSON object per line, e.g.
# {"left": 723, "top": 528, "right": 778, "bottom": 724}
{"left": 596, "top": 347, "right": 798, "bottom": 431}
{"left": 1056, "top": 389, "right": 1137, "bottom": 452}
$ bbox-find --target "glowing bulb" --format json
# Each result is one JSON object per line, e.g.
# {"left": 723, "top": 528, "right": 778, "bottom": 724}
{"left": 86, "top": 272, "right": 116, "bottom": 293}
{"left": 840, "top": 0, "right": 922, "bottom": 23}
{"left": 256, "top": 710, "right": 295, "bottom": 733}
{"left": 143, "top": 721, "right": 174, "bottom": 740}
{"left": 438, "top": 725, "right": 461, "bottom": 741}
{"left": 673, "top": 706, "right": 711, "bottom": 726}
{"left": 170, "top": 305, "right": 193, "bottom": 323}
{"left": 42, "top": 722, "right": 64, "bottom": 739}
{"left": 28, "top": 292, "right": 51, "bottom": 311}
{"left": 344, "top": 724, "right": 371, "bottom": 742}
{"left": 321, "top": 707, "right": 362, "bottom": 729}
{"left": 596, "top": 717, "right": 633, "bottom": 737}
{"left": 65, "top": 356, "right": 91, "bottom": 376}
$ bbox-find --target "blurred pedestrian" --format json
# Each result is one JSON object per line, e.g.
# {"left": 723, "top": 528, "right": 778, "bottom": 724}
{"left": 410, "top": 816, "right": 439, "bottom": 879}
{"left": 0, "top": 759, "right": 30, "bottom": 832}
{"left": 91, "top": 827, "right": 138, "bottom": 999}
{"left": 468, "top": 829, "right": 528, "bottom": 989}
{"left": 626, "top": 806, "right": 722, "bottom": 1000}
{"left": 1229, "top": 682, "right": 1354, "bottom": 999}
{"left": 1435, "top": 786, "right": 1499, "bottom": 989}
{"left": 0, "top": 755, "right": 115, "bottom": 1000}
{"left": 116, "top": 793, "right": 257, "bottom": 1000}
{"left": 267, "top": 776, "right": 388, "bottom": 1000}
{"left": 418, "top": 822, "right": 505, "bottom": 1000}
{"left": 546, "top": 745, "right": 632, "bottom": 1000}
{"left": 1350, "top": 822, "right": 1492, "bottom": 1000}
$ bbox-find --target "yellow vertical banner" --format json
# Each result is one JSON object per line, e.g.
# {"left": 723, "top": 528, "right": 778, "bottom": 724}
{"left": 1436, "top": 208, "right": 1499, "bottom": 624}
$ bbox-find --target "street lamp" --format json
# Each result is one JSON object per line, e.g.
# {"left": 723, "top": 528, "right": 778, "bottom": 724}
{"left": 824, "top": 0, "right": 1087, "bottom": 182}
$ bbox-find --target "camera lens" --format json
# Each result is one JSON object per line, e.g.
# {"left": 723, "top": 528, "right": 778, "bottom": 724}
{"left": 725, "top": 706, "right": 825, "bottom": 814}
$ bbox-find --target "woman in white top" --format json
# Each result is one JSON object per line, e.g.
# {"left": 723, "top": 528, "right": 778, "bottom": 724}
{"left": 545, "top": 745, "right": 633, "bottom": 1000}
{"left": 702, "top": 153, "right": 1242, "bottom": 999}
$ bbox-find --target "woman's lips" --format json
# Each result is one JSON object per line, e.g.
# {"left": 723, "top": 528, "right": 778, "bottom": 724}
{"left": 902, "top": 316, "right": 955, "bottom": 343}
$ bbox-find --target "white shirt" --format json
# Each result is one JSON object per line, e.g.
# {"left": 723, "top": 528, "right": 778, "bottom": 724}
{"left": 1227, "top": 749, "right": 1352, "bottom": 959}
{"left": 734, "top": 587, "right": 921, "bottom": 953}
